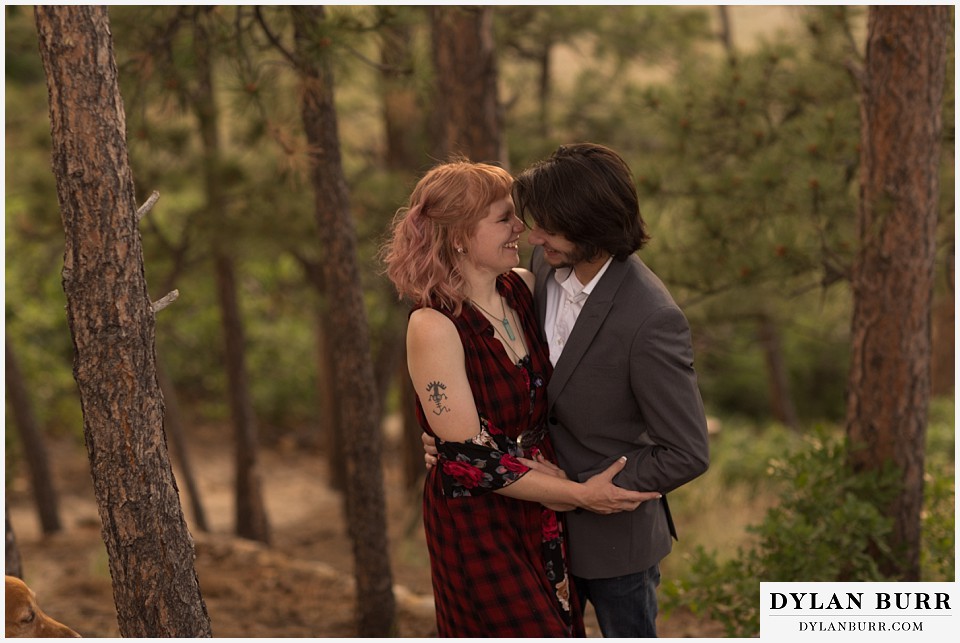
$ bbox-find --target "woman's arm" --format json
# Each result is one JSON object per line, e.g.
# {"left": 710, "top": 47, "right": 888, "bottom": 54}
{"left": 497, "top": 455, "right": 660, "bottom": 513}
{"left": 408, "top": 312, "right": 658, "bottom": 513}
{"left": 406, "top": 308, "right": 482, "bottom": 442}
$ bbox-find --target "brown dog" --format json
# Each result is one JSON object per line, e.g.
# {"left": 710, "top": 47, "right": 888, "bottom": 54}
{"left": 5, "top": 575, "right": 81, "bottom": 638}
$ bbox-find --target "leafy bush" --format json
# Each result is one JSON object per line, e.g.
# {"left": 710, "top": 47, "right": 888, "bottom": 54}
{"left": 921, "top": 396, "right": 955, "bottom": 581}
{"left": 663, "top": 427, "right": 900, "bottom": 637}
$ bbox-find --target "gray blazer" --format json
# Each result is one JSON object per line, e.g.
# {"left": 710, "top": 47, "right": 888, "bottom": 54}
{"left": 533, "top": 247, "right": 710, "bottom": 579}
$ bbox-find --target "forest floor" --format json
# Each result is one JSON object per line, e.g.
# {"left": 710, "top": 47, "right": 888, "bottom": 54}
{"left": 7, "top": 420, "right": 723, "bottom": 639}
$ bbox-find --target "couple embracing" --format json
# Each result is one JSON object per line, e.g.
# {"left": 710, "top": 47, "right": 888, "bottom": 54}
{"left": 380, "top": 143, "right": 710, "bottom": 638}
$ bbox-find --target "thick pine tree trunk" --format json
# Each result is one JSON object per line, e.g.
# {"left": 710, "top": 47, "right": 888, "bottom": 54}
{"left": 34, "top": 6, "right": 211, "bottom": 635}
{"left": 845, "top": 5, "right": 949, "bottom": 580}
{"left": 429, "top": 6, "right": 505, "bottom": 165}
{"left": 5, "top": 337, "right": 62, "bottom": 534}
{"left": 292, "top": 6, "right": 396, "bottom": 636}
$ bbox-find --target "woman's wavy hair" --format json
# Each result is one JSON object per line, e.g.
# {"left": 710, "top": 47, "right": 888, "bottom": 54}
{"left": 380, "top": 159, "right": 513, "bottom": 316}
{"left": 513, "top": 143, "right": 650, "bottom": 261}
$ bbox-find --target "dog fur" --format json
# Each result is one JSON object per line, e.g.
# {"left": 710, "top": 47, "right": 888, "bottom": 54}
{"left": 5, "top": 575, "right": 81, "bottom": 638}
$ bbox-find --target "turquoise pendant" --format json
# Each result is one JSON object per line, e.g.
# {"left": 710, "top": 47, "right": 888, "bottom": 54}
{"left": 502, "top": 317, "right": 516, "bottom": 341}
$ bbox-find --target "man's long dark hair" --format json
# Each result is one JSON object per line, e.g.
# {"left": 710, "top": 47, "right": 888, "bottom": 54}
{"left": 512, "top": 143, "right": 650, "bottom": 261}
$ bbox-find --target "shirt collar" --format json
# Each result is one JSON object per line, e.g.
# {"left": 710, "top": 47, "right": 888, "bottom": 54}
{"left": 553, "top": 256, "right": 614, "bottom": 298}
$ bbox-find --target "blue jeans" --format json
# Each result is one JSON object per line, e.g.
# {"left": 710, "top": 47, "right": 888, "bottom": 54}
{"left": 574, "top": 564, "right": 661, "bottom": 638}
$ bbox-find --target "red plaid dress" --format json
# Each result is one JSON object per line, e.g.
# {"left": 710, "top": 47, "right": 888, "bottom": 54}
{"left": 415, "top": 271, "right": 584, "bottom": 637}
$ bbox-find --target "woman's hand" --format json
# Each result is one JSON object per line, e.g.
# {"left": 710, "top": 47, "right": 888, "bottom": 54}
{"left": 577, "top": 457, "right": 661, "bottom": 515}
{"left": 516, "top": 452, "right": 568, "bottom": 480}
{"left": 518, "top": 453, "right": 574, "bottom": 510}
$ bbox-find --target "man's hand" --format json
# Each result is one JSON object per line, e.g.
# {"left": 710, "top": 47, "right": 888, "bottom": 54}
{"left": 578, "top": 457, "right": 662, "bottom": 515}
{"left": 422, "top": 432, "right": 438, "bottom": 469}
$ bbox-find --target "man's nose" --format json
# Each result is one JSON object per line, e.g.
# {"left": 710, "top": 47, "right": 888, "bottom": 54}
{"left": 527, "top": 228, "right": 544, "bottom": 245}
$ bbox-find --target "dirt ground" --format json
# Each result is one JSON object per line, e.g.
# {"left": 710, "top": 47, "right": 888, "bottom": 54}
{"left": 6, "top": 421, "right": 720, "bottom": 638}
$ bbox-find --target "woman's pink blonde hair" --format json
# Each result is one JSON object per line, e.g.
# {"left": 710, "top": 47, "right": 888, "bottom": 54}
{"left": 381, "top": 159, "right": 513, "bottom": 315}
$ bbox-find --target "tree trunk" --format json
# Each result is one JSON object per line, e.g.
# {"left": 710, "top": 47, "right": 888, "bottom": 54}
{"left": 157, "top": 360, "right": 209, "bottom": 532}
{"left": 399, "top": 344, "right": 425, "bottom": 491}
{"left": 34, "top": 6, "right": 211, "bottom": 636}
{"left": 377, "top": 17, "right": 426, "bottom": 494}
{"left": 536, "top": 44, "right": 553, "bottom": 140}
{"left": 379, "top": 17, "right": 422, "bottom": 171}
{"left": 295, "top": 255, "right": 346, "bottom": 490}
{"left": 756, "top": 314, "right": 799, "bottom": 431}
{"left": 846, "top": 5, "right": 949, "bottom": 580}
{"left": 5, "top": 337, "right": 62, "bottom": 534}
{"left": 315, "top": 305, "right": 347, "bottom": 491}
{"left": 213, "top": 252, "right": 270, "bottom": 543}
{"left": 6, "top": 502, "right": 23, "bottom": 578}
{"left": 292, "top": 6, "right": 396, "bottom": 636}
{"left": 929, "top": 296, "right": 954, "bottom": 395}
{"left": 189, "top": 11, "right": 270, "bottom": 544}
{"left": 716, "top": 5, "right": 737, "bottom": 66}
{"left": 429, "top": 6, "right": 505, "bottom": 165}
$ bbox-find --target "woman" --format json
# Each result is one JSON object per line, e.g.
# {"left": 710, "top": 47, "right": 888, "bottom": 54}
{"left": 380, "top": 159, "right": 657, "bottom": 637}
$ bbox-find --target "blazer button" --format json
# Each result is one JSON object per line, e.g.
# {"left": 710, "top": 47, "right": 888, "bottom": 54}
{"left": 549, "top": 416, "right": 558, "bottom": 425}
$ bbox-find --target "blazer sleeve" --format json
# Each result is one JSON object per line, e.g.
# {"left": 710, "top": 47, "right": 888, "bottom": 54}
{"left": 587, "top": 305, "right": 710, "bottom": 493}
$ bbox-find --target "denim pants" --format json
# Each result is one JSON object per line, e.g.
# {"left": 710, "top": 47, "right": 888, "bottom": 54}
{"left": 574, "top": 564, "right": 661, "bottom": 638}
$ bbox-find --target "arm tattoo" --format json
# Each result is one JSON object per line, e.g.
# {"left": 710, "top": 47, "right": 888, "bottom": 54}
{"left": 426, "top": 380, "right": 451, "bottom": 415}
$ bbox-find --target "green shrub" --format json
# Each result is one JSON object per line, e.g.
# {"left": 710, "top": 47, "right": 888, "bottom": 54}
{"left": 663, "top": 427, "right": 900, "bottom": 637}
{"left": 921, "top": 396, "right": 955, "bottom": 581}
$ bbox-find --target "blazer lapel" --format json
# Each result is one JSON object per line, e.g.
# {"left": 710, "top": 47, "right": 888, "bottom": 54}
{"left": 547, "top": 258, "right": 630, "bottom": 403}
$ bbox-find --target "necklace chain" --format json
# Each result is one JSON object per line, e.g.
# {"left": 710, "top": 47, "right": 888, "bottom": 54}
{"left": 470, "top": 295, "right": 528, "bottom": 364}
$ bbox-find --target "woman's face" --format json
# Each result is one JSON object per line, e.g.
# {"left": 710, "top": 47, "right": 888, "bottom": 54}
{"left": 463, "top": 195, "right": 525, "bottom": 274}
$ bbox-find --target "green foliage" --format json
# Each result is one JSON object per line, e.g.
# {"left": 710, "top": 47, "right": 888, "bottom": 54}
{"left": 501, "top": 6, "right": 887, "bottom": 422}
{"left": 665, "top": 404, "right": 956, "bottom": 637}
{"left": 4, "top": 7, "right": 953, "bottom": 460}
{"left": 703, "top": 418, "right": 803, "bottom": 490}
{"left": 664, "top": 427, "right": 901, "bottom": 637}
{"left": 921, "top": 397, "right": 955, "bottom": 581}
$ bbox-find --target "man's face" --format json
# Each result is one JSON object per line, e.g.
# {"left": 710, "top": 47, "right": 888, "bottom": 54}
{"left": 526, "top": 222, "right": 587, "bottom": 269}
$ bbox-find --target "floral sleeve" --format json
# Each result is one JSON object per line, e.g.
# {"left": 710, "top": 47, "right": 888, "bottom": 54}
{"left": 436, "top": 418, "right": 531, "bottom": 498}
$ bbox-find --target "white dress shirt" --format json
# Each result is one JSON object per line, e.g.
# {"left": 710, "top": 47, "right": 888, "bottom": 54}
{"left": 543, "top": 257, "right": 613, "bottom": 366}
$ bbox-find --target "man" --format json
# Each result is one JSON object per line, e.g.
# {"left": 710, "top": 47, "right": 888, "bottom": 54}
{"left": 513, "top": 143, "right": 709, "bottom": 637}
{"left": 424, "top": 143, "right": 709, "bottom": 637}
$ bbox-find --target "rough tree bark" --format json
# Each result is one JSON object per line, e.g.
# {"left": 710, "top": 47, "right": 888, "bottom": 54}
{"left": 291, "top": 6, "right": 397, "bottom": 635}
{"left": 34, "top": 5, "right": 211, "bottom": 636}
{"left": 5, "top": 337, "right": 63, "bottom": 534}
{"left": 845, "top": 5, "right": 949, "bottom": 580}
{"left": 429, "top": 6, "right": 505, "bottom": 165}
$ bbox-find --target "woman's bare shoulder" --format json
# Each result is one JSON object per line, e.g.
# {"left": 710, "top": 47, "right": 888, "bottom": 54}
{"left": 511, "top": 267, "right": 535, "bottom": 294}
{"left": 408, "top": 307, "right": 459, "bottom": 343}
